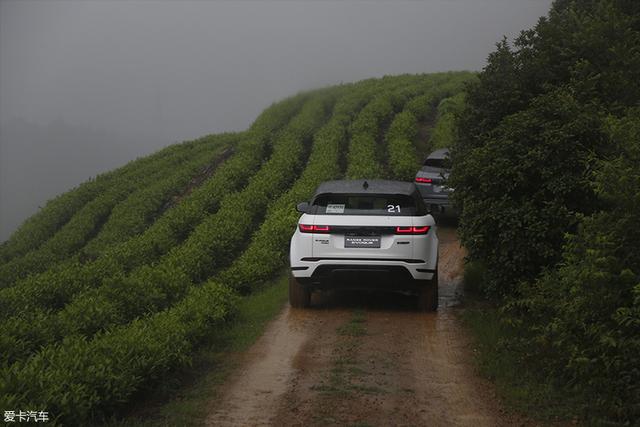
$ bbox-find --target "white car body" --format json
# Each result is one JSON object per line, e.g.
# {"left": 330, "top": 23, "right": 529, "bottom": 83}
{"left": 290, "top": 213, "right": 438, "bottom": 281}
{"left": 288, "top": 180, "right": 439, "bottom": 309}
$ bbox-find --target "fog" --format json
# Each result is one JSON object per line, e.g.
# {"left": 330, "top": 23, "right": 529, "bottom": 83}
{"left": 0, "top": 0, "right": 552, "bottom": 241}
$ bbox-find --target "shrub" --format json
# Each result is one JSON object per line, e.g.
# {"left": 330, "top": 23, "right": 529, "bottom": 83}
{"left": 450, "top": 1, "right": 640, "bottom": 422}
{"left": 0, "top": 90, "right": 338, "bottom": 363}
{"left": 0, "top": 92, "right": 308, "bottom": 319}
{"left": 463, "top": 260, "right": 489, "bottom": 295}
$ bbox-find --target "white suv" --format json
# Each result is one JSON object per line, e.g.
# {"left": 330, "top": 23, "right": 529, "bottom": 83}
{"left": 289, "top": 180, "right": 438, "bottom": 311}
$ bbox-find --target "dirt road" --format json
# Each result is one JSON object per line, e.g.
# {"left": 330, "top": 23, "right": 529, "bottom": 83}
{"left": 206, "top": 226, "right": 520, "bottom": 426}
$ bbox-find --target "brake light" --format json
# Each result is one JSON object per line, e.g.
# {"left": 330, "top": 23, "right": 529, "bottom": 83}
{"left": 395, "top": 226, "right": 430, "bottom": 235}
{"left": 412, "top": 226, "right": 431, "bottom": 234}
{"left": 299, "top": 224, "right": 330, "bottom": 233}
{"left": 299, "top": 224, "right": 314, "bottom": 232}
{"left": 415, "top": 177, "right": 432, "bottom": 184}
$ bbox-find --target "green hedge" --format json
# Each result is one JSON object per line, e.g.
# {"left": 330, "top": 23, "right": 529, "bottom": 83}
{"left": 0, "top": 281, "right": 239, "bottom": 425}
{"left": 0, "top": 135, "right": 220, "bottom": 265}
{"left": 0, "top": 92, "right": 307, "bottom": 320}
{"left": 0, "top": 89, "right": 339, "bottom": 364}
{"left": 0, "top": 137, "right": 234, "bottom": 288}
{"left": 215, "top": 78, "right": 383, "bottom": 291}
{"left": 386, "top": 110, "right": 420, "bottom": 181}
{"left": 0, "top": 88, "right": 346, "bottom": 423}
{"left": 345, "top": 78, "right": 425, "bottom": 180}
{"left": 430, "top": 92, "right": 466, "bottom": 150}
{"left": 450, "top": 1, "right": 640, "bottom": 422}
{"left": 502, "top": 110, "right": 640, "bottom": 422}
{"left": 0, "top": 74, "right": 478, "bottom": 424}
{"left": 78, "top": 136, "right": 236, "bottom": 260}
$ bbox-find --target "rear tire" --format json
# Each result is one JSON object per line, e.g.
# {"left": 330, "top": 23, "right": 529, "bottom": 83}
{"left": 417, "top": 268, "right": 438, "bottom": 312}
{"left": 289, "top": 273, "right": 311, "bottom": 308}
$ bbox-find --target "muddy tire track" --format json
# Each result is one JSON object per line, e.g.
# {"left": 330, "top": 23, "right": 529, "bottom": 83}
{"left": 206, "top": 226, "right": 525, "bottom": 426}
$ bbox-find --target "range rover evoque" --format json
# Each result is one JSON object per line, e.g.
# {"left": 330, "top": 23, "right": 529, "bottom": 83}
{"left": 414, "top": 148, "right": 455, "bottom": 215}
{"left": 289, "top": 180, "right": 439, "bottom": 311}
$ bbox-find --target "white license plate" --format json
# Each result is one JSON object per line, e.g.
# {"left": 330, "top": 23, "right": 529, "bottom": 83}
{"left": 345, "top": 236, "right": 381, "bottom": 248}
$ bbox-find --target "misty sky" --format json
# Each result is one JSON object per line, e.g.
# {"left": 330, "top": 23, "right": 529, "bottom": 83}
{"left": 0, "top": 0, "right": 552, "bottom": 241}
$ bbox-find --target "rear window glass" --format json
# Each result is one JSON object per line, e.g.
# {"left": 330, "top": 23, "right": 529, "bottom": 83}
{"left": 423, "top": 157, "right": 450, "bottom": 168}
{"left": 312, "top": 194, "right": 421, "bottom": 216}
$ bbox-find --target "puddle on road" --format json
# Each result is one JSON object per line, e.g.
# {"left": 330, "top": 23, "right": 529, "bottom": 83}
{"left": 437, "top": 224, "right": 467, "bottom": 309}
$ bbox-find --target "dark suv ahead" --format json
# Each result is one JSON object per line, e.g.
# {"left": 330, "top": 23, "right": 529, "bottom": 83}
{"left": 414, "top": 148, "right": 455, "bottom": 215}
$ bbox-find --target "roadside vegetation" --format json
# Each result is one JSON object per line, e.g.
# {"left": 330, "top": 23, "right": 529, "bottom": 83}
{"left": 450, "top": 1, "right": 640, "bottom": 423}
{"left": 0, "top": 72, "right": 472, "bottom": 424}
{"left": 6, "top": 2, "right": 635, "bottom": 422}
{"left": 102, "top": 274, "right": 290, "bottom": 427}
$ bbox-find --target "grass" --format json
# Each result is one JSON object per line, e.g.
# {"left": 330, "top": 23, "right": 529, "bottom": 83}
{"left": 336, "top": 308, "right": 367, "bottom": 337}
{"left": 101, "top": 273, "right": 289, "bottom": 427}
{"left": 310, "top": 309, "right": 390, "bottom": 401}
{"left": 461, "top": 300, "right": 582, "bottom": 425}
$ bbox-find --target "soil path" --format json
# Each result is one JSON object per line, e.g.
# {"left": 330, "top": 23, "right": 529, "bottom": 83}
{"left": 206, "top": 226, "right": 521, "bottom": 426}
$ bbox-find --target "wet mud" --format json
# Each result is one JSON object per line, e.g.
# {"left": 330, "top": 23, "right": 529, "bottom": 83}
{"left": 206, "top": 226, "right": 524, "bottom": 426}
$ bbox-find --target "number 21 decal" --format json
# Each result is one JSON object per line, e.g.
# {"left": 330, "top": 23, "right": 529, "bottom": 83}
{"left": 387, "top": 204, "right": 401, "bottom": 213}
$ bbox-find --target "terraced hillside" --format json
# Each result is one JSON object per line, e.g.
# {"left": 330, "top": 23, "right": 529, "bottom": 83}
{"left": 0, "top": 72, "right": 474, "bottom": 424}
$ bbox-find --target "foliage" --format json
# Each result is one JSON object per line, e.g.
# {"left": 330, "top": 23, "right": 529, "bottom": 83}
{"left": 385, "top": 110, "right": 419, "bottom": 181}
{"left": 502, "top": 110, "right": 640, "bottom": 422}
{"left": 0, "top": 89, "right": 338, "bottom": 364}
{"left": 216, "top": 78, "right": 384, "bottom": 291}
{"left": 386, "top": 73, "right": 474, "bottom": 181}
{"left": 0, "top": 281, "right": 239, "bottom": 425}
{"left": 450, "top": 1, "right": 640, "bottom": 422}
{"left": 0, "top": 74, "right": 465, "bottom": 423}
{"left": 345, "top": 94, "right": 395, "bottom": 179}
{"left": 430, "top": 92, "right": 466, "bottom": 150}
{"left": 0, "top": 138, "right": 220, "bottom": 264}
{"left": 462, "top": 260, "right": 489, "bottom": 295}
{"left": 453, "top": 88, "right": 604, "bottom": 295}
{"left": 0, "top": 92, "right": 305, "bottom": 320}
{"left": 79, "top": 137, "right": 235, "bottom": 259}
{"left": 0, "top": 137, "right": 235, "bottom": 288}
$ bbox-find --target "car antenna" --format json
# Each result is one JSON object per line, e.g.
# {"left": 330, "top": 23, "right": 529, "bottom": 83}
{"left": 363, "top": 180, "right": 369, "bottom": 190}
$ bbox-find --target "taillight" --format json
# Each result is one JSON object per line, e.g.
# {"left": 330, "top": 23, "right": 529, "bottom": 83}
{"left": 299, "top": 224, "right": 330, "bottom": 233}
{"left": 415, "top": 177, "right": 432, "bottom": 184}
{"left": 299, "top": 224, "right": 314, "bottom": 232}
{"left": 395, "top": 226, "right": 430, "bottom": 235}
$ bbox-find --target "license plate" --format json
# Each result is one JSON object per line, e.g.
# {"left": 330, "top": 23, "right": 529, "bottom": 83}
{"left": 345, "top": 236, "right": 381, "bottom": 248}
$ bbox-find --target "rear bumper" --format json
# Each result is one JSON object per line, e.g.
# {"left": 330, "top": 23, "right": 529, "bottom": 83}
{"left": 291, "top": 258, "right": 436, "bottom": 289}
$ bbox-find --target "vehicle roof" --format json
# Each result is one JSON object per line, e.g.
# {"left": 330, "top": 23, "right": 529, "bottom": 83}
{"left": 312, "top": 180, "right": 417, "bottom": 198}
{"left": 426, "top": 148, "right": 450, "bottom": 159}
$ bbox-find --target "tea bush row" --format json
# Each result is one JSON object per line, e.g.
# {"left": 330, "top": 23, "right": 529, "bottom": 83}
{"left": 0, "top": 140, "right": 228, "bottom": 288}
{"left": 0, "top": 133, "right": 221, "bottom": 264}
{"left": 0, "top": 90, "right": 338, "bottom": 364}
{"left": 0, "top": 93, "right": 307, "bottom": 319}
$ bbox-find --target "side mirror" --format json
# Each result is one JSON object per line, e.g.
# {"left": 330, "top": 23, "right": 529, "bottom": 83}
{"left": 296, "top": 202, "right": 310, "bottom": 213}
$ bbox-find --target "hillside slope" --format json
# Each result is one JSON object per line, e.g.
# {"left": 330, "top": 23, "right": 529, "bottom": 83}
{"left": 0, "top": 72, "right": 474, "bottom": 424}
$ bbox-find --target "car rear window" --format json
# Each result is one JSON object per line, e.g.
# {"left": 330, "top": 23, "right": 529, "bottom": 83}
{"left": 312, "top": 194, "right": 422, "bottom": 216}
{"left": 423, "top": 158, "right": 449, "bottom": 168}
